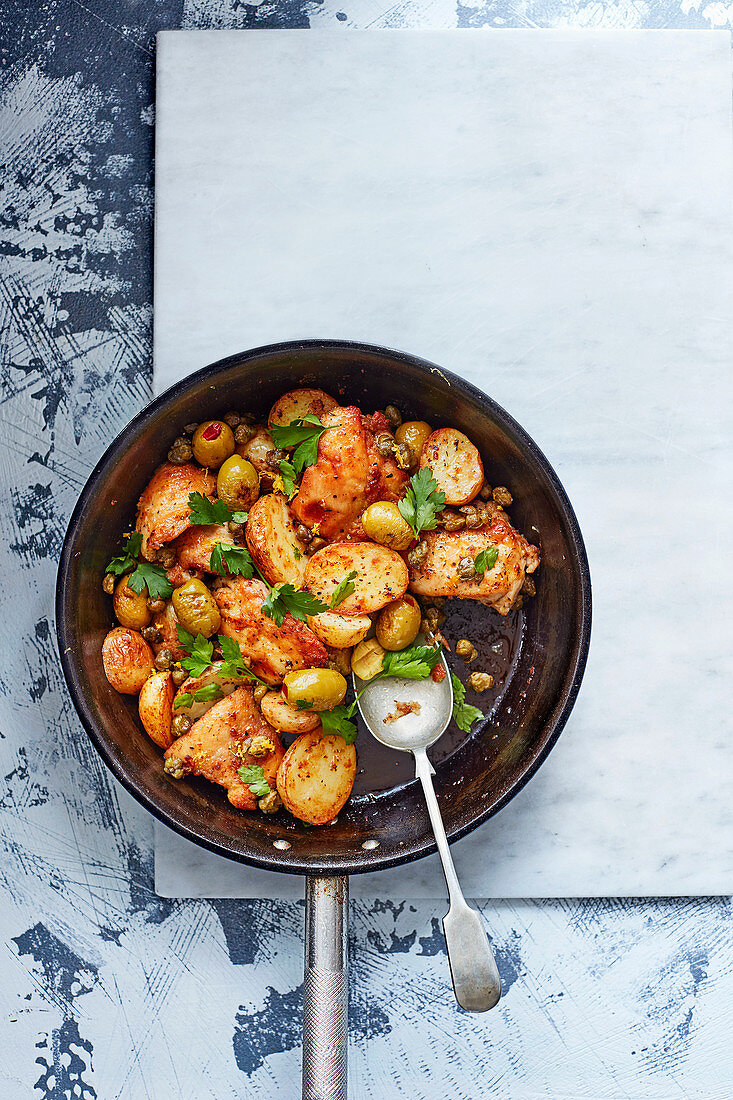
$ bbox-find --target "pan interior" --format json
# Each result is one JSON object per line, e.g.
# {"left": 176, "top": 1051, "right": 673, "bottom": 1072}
{"left": 57, "top": 341, "right": 590, "bottom": 876}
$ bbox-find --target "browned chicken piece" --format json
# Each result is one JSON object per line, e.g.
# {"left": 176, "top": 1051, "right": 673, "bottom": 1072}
{"left": 172, "top": 523, "right": 234, "bottom": 573}
{"left": 163, "top": 686, "right": 284, "bottom": 810}
{"left": 214, "top": 576, "right": 328, "bottom": 684}
{"left": 409, "top": 511, "right": 540, "bottom": 615}
{"left": 136, "top": 462, "right": 215, "bottom": 560}
{"left": 151, "top": 601, "right": 186, "bottom": 660}
{"left": 291, "top": 406, "right": 407, "bottom": 541}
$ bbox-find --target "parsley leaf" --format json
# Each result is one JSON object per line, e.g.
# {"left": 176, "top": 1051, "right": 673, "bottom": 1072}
{"left": 450, "top": 672, "right": 484, "bottom": 733}
{"left": 106, "top": 531, "right": 143, "bottom": 575}
{"left": 270, "top": 416, "right": 335, "bottom": 477}
{"left": 293, "top": 545, "right": 302, "bottom": 561}
{"left": 329, "top": 570, "right": 357, "bottom": 609}
{"left": 217, "top": 635, "right": 268, "bottom": 685}
{"left": 127, "top": 561, "right": 174, "bottom": 600}
{"left": 210, "top": 541, "right": 254, "bottom": 577}
{"left": 319, "top": 703, "right": 358, "bottom": 744}
{"left": 173, "top": 683, "right": 224, "bottom": 710}
{"left": 175, "top": 625, "right": 215, "bottom": 677}
{"left": 259, "top": 579, "right": 329, "bottom": 625}
{"left": 238, "top": 764, "right": 271, "bottom": 799}
{"left": 474, "top": 547, "right": 499, "bottom": 576}
{"left": 397, "top": 468, "right": 446, "bottom": 539}
{"left": 381, "top": 644, "right": 442, "bottom": 681}
{"left": 278, "top": 459, "right": 298, "bottom": 497}
{"left": 188, "top": 492, "right": 248, "bottom": 527}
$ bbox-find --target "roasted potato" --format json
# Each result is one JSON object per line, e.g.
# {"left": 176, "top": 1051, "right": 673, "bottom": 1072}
{"left": 305, "top": 542, "right": 409, "bottom": 614}
{"left": 260, "top": 691, "right": 321, "bottom": 734}
{"left": 268, "top": 388, "right": 338, "bottom": 428}
{"left": 419, "top": 428, "right": 484, "bottom": 506}
{"left": 307, "top": 609, "right": 372, "bottom": 649}
{"left": 102, "top": 627, "right": 155, "bottom": 694}
{"left": 172, "top": 662, "right": 241, "bottom": 723}
{"left": 245, "top": 493, "right": 307, "bottom": 586}
{"left": 276, "top": 731, "right": 357, "bottom": 825}
{"left": 138, "top": 671, "right": 175, "bottom": 749}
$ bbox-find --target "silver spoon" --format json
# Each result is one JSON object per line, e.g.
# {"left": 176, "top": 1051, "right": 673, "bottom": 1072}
{"left": 354, "top": 644, "right": 502, "bottom": 1012}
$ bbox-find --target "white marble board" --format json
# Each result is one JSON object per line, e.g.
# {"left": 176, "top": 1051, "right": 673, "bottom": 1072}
{"left": 153, "top": 29, "right": 733, "bottom": 898}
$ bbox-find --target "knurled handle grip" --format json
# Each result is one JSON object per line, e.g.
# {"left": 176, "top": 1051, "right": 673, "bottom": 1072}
{"left": 302, "top": 875, "right": 349, "bottom": 1100}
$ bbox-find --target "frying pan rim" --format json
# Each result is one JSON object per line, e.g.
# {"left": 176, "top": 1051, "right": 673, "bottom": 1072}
{"left": 56, "top": 338, "right": 592, "bottom": 877}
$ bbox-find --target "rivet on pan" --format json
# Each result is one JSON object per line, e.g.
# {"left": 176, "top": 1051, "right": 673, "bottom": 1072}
{"left": 361, "top": 839, "right": 380, "bottom": 850}
{"left": 273, "top": 839, "right": 291, "bottom": 850}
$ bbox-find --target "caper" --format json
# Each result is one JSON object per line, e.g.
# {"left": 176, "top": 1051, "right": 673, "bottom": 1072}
{"left": 384, "top": 405, "right": 402, "bottom": 430}
{"left": 102, "top": 573, "right": 115, "bottom": 595}
{"left": 425, "top": 606, "right": 445, "bottom": 629}
{"left": 392, "top": 442, "right": 411, "bottom": 470}
{"left": 146, "top": 596, "right": 166, "bottom": 614}
{"left": 468, "top": 671, "right": 494, "bottom": 692}
{"left": 374, "top": 431, "right": 395, "bottom": 458}
{"left": 164, "top": 757, "right": 185, "bottom": 779}
{"left": 235, "top": 422, "right": 255, "bottom": 445}
{"left": 217, "top": 454, "right": 260, "bottom": 511}
{"left": 351, "top": 638, "right": 386, "bottom": 681}
{"left": 224, "top": 411, "right": 241, "bottom": 428}
{"left": 282, "top": 668, "right": 347, "bottom": 711}
{"left": 522, "top": 575, "right": 536, "bottom": 597}
{"left": 155, "top": 648, "right": 174, "bottom": 671}
{"left": 459, "top": 505, "right": 483, "bottom": 530}
{"left": 183, "top": 423, "right": 198, "bottom": 436}
{"left": 441, "top": 510, "right": 466, "bottom": 532}
{"left": 457, "top": 556, "right": 477, "bottom": 581}
{"left": 479, "top": 481, "right": 493, "bottom": 501}
{"left": 172, "top": 714, "right": 192, "bottom": 737}
{"left": 264, "top": 447, "right": 286, "bottom": 471}
{"left": 141, "top": 625, "right": 161, "bottom": 644}
{"left": 493, "top": 486, "right": 513, "bottom": 507}
{"left": 156, "top": 548, "right": 176, "bottom": 568}
{"left": 456, "top": 639, "right": 478, "bottom": 662}
{"left": 296, "top": 524, "right": 312, "bottom": 543}
{"left": 253, "top": 683, "right": 269, "bottom": 704}
{"left": 228, "top": 521, "right": 243, "bottom": 536}
{"left": 259, "top": 790, "right": 282, "bottom": 814}
{"left": 376, "top": 596, "right": 421, "bottom": 652}
{"left": 407, "top": 541, "right": 429, "bottom": 569}
{"left": 113, "top": 575, "right": 152, "bottom": 631}
{"left": 327, "top": 647, "right": 353, "bottom": 677}
{"left": 248, "top": 735, "right": 276, "bottom": 758}
{"left": 362, "top": 501, "right": 413, "bottom": 552}
{"left": 308, "top": 536, "right": 327, "bottom": 554}
{"left": 192, "top": 420, "right": 236, "bottom": 469}
{"left": 171, "top": 665, "right": 188, "bottom": 686}
{"left": 172, "top": 578, "right": 221, "bottom": 637}
{"left": 168, "top": 440, "right": 193, "bottom": 465}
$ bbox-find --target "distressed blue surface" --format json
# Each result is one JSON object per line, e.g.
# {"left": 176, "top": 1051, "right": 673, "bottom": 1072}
{"left": 0, "top": 3, "right": 731, "bottom": 1097}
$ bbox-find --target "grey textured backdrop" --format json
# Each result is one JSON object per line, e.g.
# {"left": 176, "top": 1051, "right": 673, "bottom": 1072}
{"left": 0, "top": 3, "right": 731, "bottom": 1098}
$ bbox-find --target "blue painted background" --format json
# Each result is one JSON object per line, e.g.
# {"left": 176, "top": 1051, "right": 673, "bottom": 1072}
{"left": 1, "top": 2, "right": 731, "bottom": 1097}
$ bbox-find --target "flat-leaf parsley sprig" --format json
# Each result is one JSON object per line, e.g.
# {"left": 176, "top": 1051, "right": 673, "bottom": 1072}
{"left": 238, "top": 764, "right": 271, "bottom": 798}
{"left": 474, "top": 547, "right": 499, "bottom": 576}
{"left": 173, "top": 683, "right": 224, "bottom": 710}
{"left": 210, "top": 541, "right": 254, "bottom": 577}
{"left": 398, "top": 468, "right": 446, "bottom": 539}
{"left": 329, "top": 570, "right": 357, "bottom": 609}
{"left": 270, "top": 415, "right": 335, "bottom": 477}
{"left": 450, "top": 672, "right": 484, "bottom": 733}
{"left": 105, "top": 531, "right": 173, "bottom": 600}
{"left": 253, "top": 565, "right": 329, "bottom": 625}
{"left": 174, "top": 626, "right": 268, "bottom": 686}
{"left": 188, "top": 491, "right": 248, "bottom": 526}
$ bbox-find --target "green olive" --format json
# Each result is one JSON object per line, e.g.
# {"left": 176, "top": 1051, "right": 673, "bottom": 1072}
{"left": 216, "top": 454, "right": 260, "bottom": 510}
{"left": 362, "top": 501, "right": 413, "bottom": 552}
{"left": 192, "top": 420, "right": 236, "bottom": 469}
{"left": 282, "top": 668, "right": 347, "bottom": 711}
{"left": 376, "top": 596, "right": 421, "bottom": 652}
{"left": 172, "top": 579, "right": 221, "bottom": 637}
{"left": 395, "top": 420, "right": 432, "bottom": 467}
{"left": 351, "top": 638, "right": 386, "bottom": 681}
{"left": 113, "top": 575, "right": 152, "bottom": 631}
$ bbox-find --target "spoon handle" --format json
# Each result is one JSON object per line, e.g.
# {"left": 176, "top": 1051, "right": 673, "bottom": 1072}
{"left": 413, "top": 747, "right": 502, "bottom": 1012}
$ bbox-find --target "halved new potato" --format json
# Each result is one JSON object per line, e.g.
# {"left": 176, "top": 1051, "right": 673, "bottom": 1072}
{"left": 246, "top": 493, "right": 307, "bottom": 586}
{"left": 102, "top": 627, "right": 155, "bottom": 694}
{"left": 268, "top": 388, "right": 338, "bottom": 428}
{"left": 260, "top": 691, "right": 321, "bottom": 734}
{"left": 172, "top": 662, "right": 241, "bottom": 723}
{"left": 307, "top": 609, "right": 372, "bottom": 649}
{"left": 138, "top": 671, "right": 175, "bottom": 749}
{"left": 419, "top": 428, "right": 484, "bottom": 506}
{"left": 276, "top": 731, "right": 357, "bottom": 825}
{"left": 304, "top": 543, "right": 409, "bottom": 614}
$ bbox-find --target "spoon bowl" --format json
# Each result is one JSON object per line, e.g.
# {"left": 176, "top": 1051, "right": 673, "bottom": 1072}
{"left": 353, "top": 643, "right": 453, "bottom": 753}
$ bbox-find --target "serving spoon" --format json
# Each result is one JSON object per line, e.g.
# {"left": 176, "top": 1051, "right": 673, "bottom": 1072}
{"left": 354, "top": 645, "right": 502, "bottom": 1012}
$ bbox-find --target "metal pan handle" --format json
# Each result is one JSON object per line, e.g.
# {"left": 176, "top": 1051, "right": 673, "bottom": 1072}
{"left": 302, "top": 875, "right": 349, "bottom": 1100}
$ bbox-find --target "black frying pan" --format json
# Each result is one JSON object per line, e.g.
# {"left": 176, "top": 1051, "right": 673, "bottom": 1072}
{"left": 56, "top": 340, "right": 591, "bottom": 1098}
